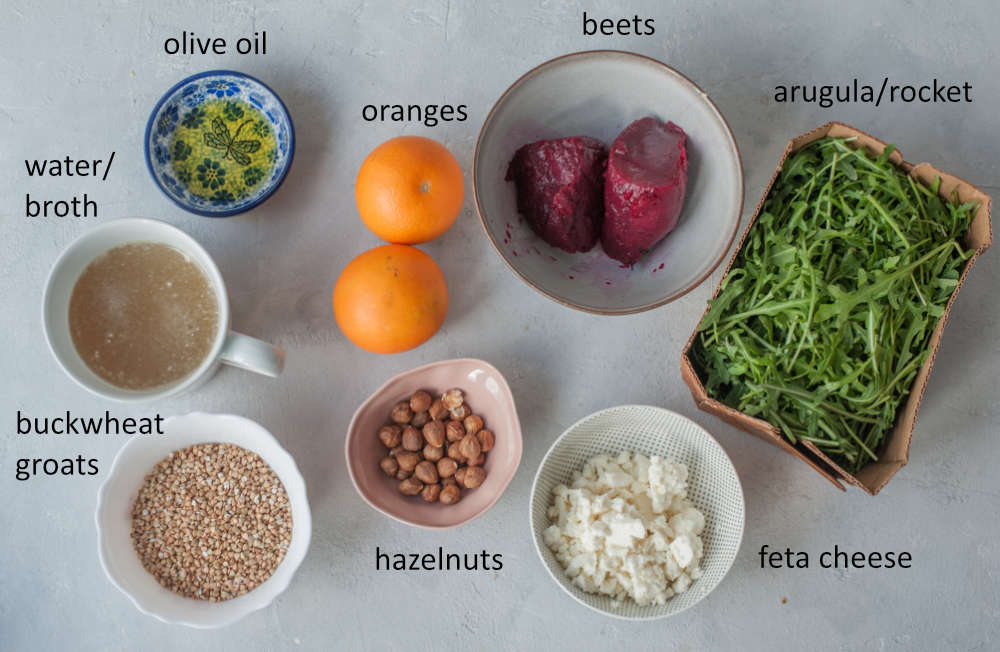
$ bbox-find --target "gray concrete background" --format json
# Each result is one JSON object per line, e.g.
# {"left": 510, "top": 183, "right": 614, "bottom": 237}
{"left": 1, "top": 1, "right": 997, "bottom": 650}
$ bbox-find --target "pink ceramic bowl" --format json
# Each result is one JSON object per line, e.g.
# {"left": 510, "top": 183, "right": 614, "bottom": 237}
{"left": 345, "top": 358, "right": 523, "bottom": 529}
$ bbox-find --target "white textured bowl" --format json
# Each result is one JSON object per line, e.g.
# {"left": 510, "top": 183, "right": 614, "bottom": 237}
{"left": 95, "top": 413, "right": 312, "bottom": 628}
{"left": 475, "top": 50, "right": 744, "bottom": 314}
{"left": 530, "top": 405, "right": 744, "bottom": 620}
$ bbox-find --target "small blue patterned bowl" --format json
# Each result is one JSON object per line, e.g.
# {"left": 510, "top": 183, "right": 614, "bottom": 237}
{"left": 145, "top": 70, "right": 295, "bottom": 217}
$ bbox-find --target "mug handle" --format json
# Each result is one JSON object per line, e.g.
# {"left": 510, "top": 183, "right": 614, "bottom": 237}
{"left": 220, "top": 331, "right": 285, "bottom": 377}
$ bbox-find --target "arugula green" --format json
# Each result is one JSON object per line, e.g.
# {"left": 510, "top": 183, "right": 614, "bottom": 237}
{"left": 692, "top": 137, "right": 976, "bottom": 473}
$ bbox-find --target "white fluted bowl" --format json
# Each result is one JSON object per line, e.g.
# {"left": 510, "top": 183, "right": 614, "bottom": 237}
{"left": 95, "top": 412, "right": 311, "bottom": 628}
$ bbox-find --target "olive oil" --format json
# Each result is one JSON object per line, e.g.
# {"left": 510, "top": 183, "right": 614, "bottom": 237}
{"left": 168, "top": 99, "right": 278, "bottom": 203}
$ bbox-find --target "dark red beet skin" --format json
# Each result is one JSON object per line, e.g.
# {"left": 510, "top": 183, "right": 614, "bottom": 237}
{"left": 602, "top": 117, "right": 688, "bottom": 265}
{"left": 505, "top": 136, "right": 608, "bottom": 253}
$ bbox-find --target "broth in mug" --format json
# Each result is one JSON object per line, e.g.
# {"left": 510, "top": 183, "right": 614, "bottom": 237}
{"left": 68, "top": 242, "right": 219, "bottom": 390}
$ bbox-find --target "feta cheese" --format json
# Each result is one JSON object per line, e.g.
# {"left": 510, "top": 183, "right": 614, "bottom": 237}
{"left": 543, "top": 451, "right": 705, "bottom": 606}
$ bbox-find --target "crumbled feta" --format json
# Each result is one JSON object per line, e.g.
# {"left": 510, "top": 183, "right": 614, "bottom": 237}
{"left": 543, "top": 451, "right": 705, "bottom": 606}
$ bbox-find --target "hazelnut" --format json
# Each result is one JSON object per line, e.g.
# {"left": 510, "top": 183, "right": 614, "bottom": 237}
{"left": 441, "top": 476, "right": 458, "bottom": 488}
{"left": 459, "top": 434, "right": 482, "bottom": 461}
{"left": 440, "top": 484, "right": 461, "bottom": 505}
{"left": 423, "top": 421, "right": 446, "bottom": 448}
{"left": 391, "top": 401, "right": 414, "bottom": 424}
{"left": 462, "top": 466, "right": 486, "bottom": 489}
{"left": 396, "top": 451, "right": 421, "bottom": 471}
{"left": 447, "top": 442, "right": 465, "bottom": 463}
{"left": 423, "top": 444, "right": 444, "bottom": 462}
{"left": 414, "top": 460, "right": 439, "bottom": 484}
{"left": 442, "top": 388, "right": 464, "bottom": 410}
{"left": 445, "top": 420, "right": 465, "bottom": 443}
{"left": 437, "top": 457, "right": 458, "bottom": 478}
{"left": 421, "top": 483, "right": 441, "bottom": 503}
{"left": 379, "top": 456, "right": 399, "bottom": 477}
{"left": 409, "top": 390, "right": 433, "bottom": 413}
{"left": 449, "top": 404, "right": 472, "bottom": 420}
{"left": 378, "top": 425, "right": 402, "bottom": 448}
{"left": 455, "top": 467, "right": 468, "bottom": 487}
{"left": 411, "top": 411, "right": 430, "bottom": 428}
{"left": 428, "top": 399, "right": 450, "bottom": 421}
{"left": 395, "top": 468, "right": 412, "bottom": 480}
{"left": 477, "top": 429, "right": 495, "bottom": 452}
{"left": 399, "top": 477, "right": 424, "bottom": 495}
{"left": 401, "top": 426, "right": 423, "bottom": 451}
{"left": 389, "top": 445, "right": 403, "bottom": 458}
{"left": 467, "top": 453, "right": 485, "bottom": 467}
{"left": 463, "top": 415, "right": 484, "bottom": 435}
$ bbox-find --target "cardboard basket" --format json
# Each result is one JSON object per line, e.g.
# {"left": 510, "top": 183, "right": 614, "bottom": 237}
{"left": 680, "top": 122, "right": 993, "bottom": 495}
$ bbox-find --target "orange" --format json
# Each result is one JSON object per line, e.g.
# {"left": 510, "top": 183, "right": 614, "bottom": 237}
{"left": 355, "top": 136, "right": 464, "bottom": 244}
{"left": 333, "top": 244, "right": 448, "bottom": 354}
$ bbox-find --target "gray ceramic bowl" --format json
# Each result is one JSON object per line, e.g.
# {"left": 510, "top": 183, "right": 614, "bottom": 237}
{"left": 474, "top": 51, "right": 743, "bottom": 314}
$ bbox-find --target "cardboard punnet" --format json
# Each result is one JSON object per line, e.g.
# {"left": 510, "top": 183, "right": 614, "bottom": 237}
{"left": 680, "top": 122, "right": 994, "bottom": 495}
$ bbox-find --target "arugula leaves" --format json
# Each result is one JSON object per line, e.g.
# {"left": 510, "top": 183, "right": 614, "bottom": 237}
{"left": 692, "top": 137, "right": 976, "bottom": 473}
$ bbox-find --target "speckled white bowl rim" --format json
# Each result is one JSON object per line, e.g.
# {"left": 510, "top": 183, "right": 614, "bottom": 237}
{"left": 95, "top": 412, "right": 312, "bottom": 628}
{"left": 474, "top": 50, "right": 745, "bottom": 315}
{"left": 529, "top": 405, "right": 745, "bottom": 621}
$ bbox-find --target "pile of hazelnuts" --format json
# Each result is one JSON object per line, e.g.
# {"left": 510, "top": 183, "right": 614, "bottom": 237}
{"left": 377, "top": 388, "right": 495, "bottom": 504}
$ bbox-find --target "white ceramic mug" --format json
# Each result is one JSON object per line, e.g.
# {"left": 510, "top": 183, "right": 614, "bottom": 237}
{"left": 43, "top": 218, "right": 284, "bottom": 402}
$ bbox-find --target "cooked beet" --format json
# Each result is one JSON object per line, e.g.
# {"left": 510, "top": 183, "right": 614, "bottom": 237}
{"left": 602, "top": 118, "right": 688, "bottom": 265}
{"left": 505, "top": 136, "right": 608, "bottom": 253}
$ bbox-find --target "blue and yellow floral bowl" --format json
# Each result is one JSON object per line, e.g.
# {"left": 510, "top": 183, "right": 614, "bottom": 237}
{"left": 145, "top": 70, "right": 295, "bottom": 217}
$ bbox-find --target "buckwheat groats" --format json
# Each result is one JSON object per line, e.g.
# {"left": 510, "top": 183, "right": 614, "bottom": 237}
{"left": 130, "top": 442, "right": 293, "bottom": 601}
